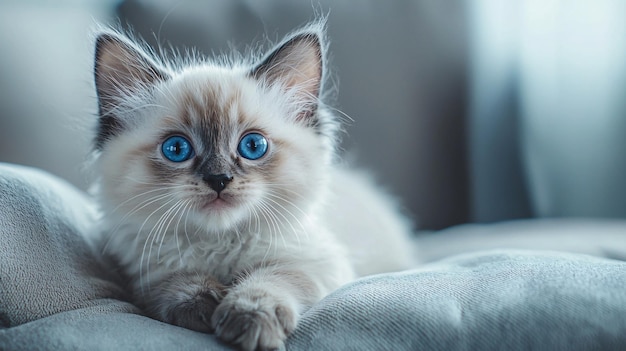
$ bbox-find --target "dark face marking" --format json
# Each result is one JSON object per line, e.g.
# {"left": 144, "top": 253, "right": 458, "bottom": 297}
{"left": 173, "top": 85, "right": 241, "bottom": 182}
{"left": 94, "top": 33, "right": 170, "bottom": 150}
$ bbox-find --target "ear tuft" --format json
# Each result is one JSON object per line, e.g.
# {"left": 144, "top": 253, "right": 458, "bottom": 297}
{"left": 251, "top": 30, "right": 324, "bottom": 122}
{"left": 94, "top": 32, "right": 169, "bottom": 149}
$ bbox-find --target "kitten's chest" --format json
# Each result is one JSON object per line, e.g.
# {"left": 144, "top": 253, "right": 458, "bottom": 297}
{"left": 109, "top": 225, "right": 268, "bottom": 284}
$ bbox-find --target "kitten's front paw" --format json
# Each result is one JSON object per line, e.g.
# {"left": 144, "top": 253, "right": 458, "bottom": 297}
{"left": 149, "top": 274, "right": 226, "bottom": 333}
{"left": 211, "top": 288, "right": 297, "bottom": 351}
{"left": 166, "top": 285, "right": 224, "bottom": 333}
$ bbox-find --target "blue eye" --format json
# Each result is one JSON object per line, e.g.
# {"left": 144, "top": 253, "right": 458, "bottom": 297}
{"left": 161, "top": 136, "right": 194, "bottom": 162}
{"left": 238, "top": 133, "right": 268, "bottom": 160}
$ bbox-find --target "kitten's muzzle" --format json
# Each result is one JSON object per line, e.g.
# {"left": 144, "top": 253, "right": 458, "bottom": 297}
{"left": 203, "top": 173, "right": 233, "bottom": 194}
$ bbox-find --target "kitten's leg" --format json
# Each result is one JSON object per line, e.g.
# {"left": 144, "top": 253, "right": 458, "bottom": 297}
{"left": 211, "top": 265, "right": 325, "bottom": 351}
{"left": 145, "top": 272, "right": 227, "bottom": 333}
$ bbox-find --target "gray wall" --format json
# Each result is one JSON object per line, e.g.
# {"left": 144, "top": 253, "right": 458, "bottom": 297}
{"left": 2, "top": 1, "right": 624, "bottom": 230}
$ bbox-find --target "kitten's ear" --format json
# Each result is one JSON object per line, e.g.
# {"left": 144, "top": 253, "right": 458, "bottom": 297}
{"left": 94, "top": 32, "right": 169, "bottom": 149}
{"left": 251, "top": 31, "right": 324, "bottom": 121}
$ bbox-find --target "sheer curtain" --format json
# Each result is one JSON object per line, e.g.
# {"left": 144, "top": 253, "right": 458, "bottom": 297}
{"left": 470, "top": 0, "right": 626, "bottom": 220}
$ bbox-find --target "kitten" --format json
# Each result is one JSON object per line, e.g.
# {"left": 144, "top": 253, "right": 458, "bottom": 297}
{"left": 91, "top": 22, "right": 416, "bottom": 351}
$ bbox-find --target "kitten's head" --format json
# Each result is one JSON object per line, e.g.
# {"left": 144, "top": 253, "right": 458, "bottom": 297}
{"left": 93, "top": 24, "right": 338, "bottom": 233}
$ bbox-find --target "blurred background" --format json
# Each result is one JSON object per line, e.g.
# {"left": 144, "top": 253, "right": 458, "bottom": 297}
{"left": 0, "top": 0, "right": 624, "bottom": 231}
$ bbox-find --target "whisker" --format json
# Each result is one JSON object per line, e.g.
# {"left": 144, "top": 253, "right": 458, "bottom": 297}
{"left": 264, "top": 191, "right": 311, "bottom": 242}
{"left": 263, "top": 196, "right": 305, "bottom": 247}
{"left": 258, "top": 199, "right": 287, "bottom": 248}
{"left": 157, "top": 199, "right": 188, "bottom": 261}
{"left": 147, "top": 199, "right": 185, "bottom": 280}
{"left": 174, "top": 200, "right": 193, "bottom": 266}
{"left": 109, "top": 192, "right": 173, "bottom": 229}
{"left": 255, "top": 203, "right": 275, "bottom": 263}
{"left": 183, "top": 200, "right": 195, "bottom": 250}
{"left": 263, "top": 183, "right": 308, "bottom": 200}
{"left": 138, "top": 196, "right": 178, "bottom": 294}
{"left": 102, "top": 192, "right": 176, "bottom": 254}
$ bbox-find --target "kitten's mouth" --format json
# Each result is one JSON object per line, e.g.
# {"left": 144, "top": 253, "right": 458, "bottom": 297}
{"left": 201, "top": 197, "right": 232, "bottom": 212}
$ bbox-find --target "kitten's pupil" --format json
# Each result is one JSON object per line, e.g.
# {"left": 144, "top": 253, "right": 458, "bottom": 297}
{"left": 168, "top": 141, "right": 182, "bottom": 155}
{"left": 247, "top": 139, "right": 257, "bottom": 152}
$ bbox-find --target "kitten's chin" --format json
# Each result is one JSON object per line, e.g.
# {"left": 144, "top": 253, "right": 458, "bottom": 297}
{"left": 192, "top": 198, "right": 248, "bottom": 233}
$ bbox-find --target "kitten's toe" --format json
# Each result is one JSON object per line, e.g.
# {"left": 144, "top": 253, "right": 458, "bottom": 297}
{"left": 147, "top": 274, "right": 227, "bottom": 333}
{"left": 166, "top": 288, "right": 223, "bottom": 333}
{"left": 211, "top": 289, "right": 296, "bottom": 351}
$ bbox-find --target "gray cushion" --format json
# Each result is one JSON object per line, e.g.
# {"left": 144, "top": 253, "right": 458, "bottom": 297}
{"left": 1, "top": 163, "right": 626, "bottom": 350}
{"left": 291, "top": 251, "right": 626, "bottom": 350}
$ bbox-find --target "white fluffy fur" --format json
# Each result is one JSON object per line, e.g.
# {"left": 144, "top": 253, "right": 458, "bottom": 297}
{"left": 91, "top": 23, "right": 416, "bottom": 351}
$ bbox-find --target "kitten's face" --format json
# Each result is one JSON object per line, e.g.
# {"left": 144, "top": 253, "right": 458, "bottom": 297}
{"left": 94, "top": 30, "right": 335, "bottom": 233}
